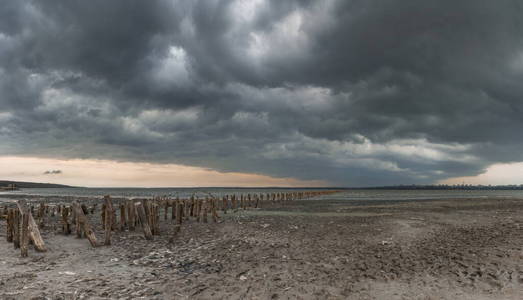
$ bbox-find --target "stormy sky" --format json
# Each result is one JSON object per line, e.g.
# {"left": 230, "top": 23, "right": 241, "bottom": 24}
{"left": 1, "top": 0, "right": 523, "bottom": 186}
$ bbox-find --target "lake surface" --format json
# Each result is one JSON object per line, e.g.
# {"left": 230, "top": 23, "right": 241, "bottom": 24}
{"left": 2, "top": 188, "right": 523, "bottom": 202}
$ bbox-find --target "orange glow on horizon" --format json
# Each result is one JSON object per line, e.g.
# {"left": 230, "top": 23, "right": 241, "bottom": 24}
{"left": 0, "top": 156, "right": 328, "bottom": 188}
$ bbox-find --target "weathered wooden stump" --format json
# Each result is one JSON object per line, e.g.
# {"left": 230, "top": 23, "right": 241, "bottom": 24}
{"left": 6, "top": 208, "right": 14, "bottom": 242}
{"left": 170, "top": 199, "right": 175, "bottom": 221}
{"left": 12, "top": 209, "right": 20, "bottom": 249}
{"left": 150, "top": 203, "right": 160, "bottom": 235}
{"left": 17, "top": 200, "right": 47, "bottom": 252}
{"left": 163, "top": 199, "right": 168, "bottom": 221}
{"left": 62, "top": 206, "right": 71, "bottom": 235}
{"left": 20, "top": 207, "right": 30, "bottom": 257}
{"left": 222, "top": 196, "right": 228, "bottom": 214}
{"left": 135, "top": 201, "right": 153, "bottom": 240}
{"left": 195, "top": 199, "right": 201, "bottom": 222}
{"left": 127, "top": 200, "right": 136, "bottom": 231}
{"left": 75, "top": 210, "right": 83, "bottom": 238}
{"left": 81, "top": 204, "right": 89, "bottom": 215}
{"left": 73, "top": 202, "right": 98, "bottom": 247}
{"left": 203, "top": 199, "right": 208, "bottom": 223}
{"left": 104, "top": 196, "right": 114, "bottom": 246}
{"left": 184, "top": 199, "right": 190, "bottom": 221}
{"left": 111, "top": 204, "right": 117, "bottom": 231}
{"left": 101, "top": 203, "right": 106, "bottom": 230}
{"left": 170, "top": 200, "right": 184, "bottom": 243}
{"left": 211, "top": 199, "right": 219, "bottom": 223}
{"left": 37, "top": 203, "right": 46, "bottom": 229}
{"left": 120, "top": 203, "right": 127, "bottom": 231}
{"left": 178, "top": 201, "right": 183, "bottom": 224}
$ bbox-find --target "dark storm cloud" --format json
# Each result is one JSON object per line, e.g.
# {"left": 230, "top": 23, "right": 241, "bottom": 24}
{"left": 1, "top": 0, "right": 523, "bottom": 186}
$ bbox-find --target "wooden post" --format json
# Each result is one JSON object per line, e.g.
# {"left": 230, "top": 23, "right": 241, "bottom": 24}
{"left": 38, "top": 203, "right": 46, "bottom": 229}
{"left": 176, "top": 200, "right": 183, "bottom": 225}
{"left": 203, "top": 198, "right": 208, "bottom": 223}
{"left": 120, "top": 203, "right": 127, "bottom": 231}
{"left": 164, "top": 199, "right": 168, "bottom": 221}
{"left": 155, "top": 203, "right": 160, "bottom": 234}
{"left": 81, "top": 204, "right": 89, "bottom": 215}
{"left": 143, "top": 199, "right": 151, "bottom": 227}
{"left": 20, "top": 205, "right": 30, "bottom": 257}
{"left": 150, "top": 203, "right": 155, "bottom": 235}
{"left": 72, "top": 202, "right": 98, "bottom": 247}
{"left": 104, "top": 196, "right": 113, "bottom": 246}
{"left": 170, "top": 199, "right": 176, "bottom": 221}
{"left": 16, "top": 200, "right": 47, "bottom": 252}
{"left": 127, "top": 200, "right": 135, "bottom": 231}
{"left": 75, "top": 207, "right": 83, "bottom": 238}
{"left": 101, "top": 203, "right": 106, "bottom": 230}
{"left": 150, "top": 203, "right": 159, "bottom": 235}
{"left": 211, "top": 198, "right": 219, "bottom": 223}
{"left": 170, "top": 201, "right": 183, "bottom": 243}
{"left": 190, "top": 196, "right": 196, "bottom": 217}
{"left": 181, "top": 199, "right": 186, "bottom": 220}
{"left": 112, "top": 204, "right": 117, "bottom": 231}
{"left": 6, "top": 208, "right": 13, "bottom": 242}
{"left": 70, "top": 205, "right": 77, "bottom": 233}
{"left": 144, "top": 200, "right": 154, "bottom": 237}
{"left": 13, "top": 209, "right": 20, "bottom": 249}
{"left": 195, "top": 199, "right": 201, "bottom": 222}
{"left": 155, "top": 204, "right": 160, "bottom": 234}
{"left": 177, "top": 199, "right": 182, "bottom": 221}
{"left": 187, "top": 198, "right": 192, "bottom": 218}
{"left": 222, "top": 196, "right": 228, "bottom": 214}
{"left": 181, "top": 199, "right": 185, "bottom": 220}
{"left": 171, "top": 202, "right": 182, "bottom": 241}
{"left": 135, "top": 201, "right": 153, "bottom": 240}
{"left": 62, "top": 206, "right": 71, "bottom": 235}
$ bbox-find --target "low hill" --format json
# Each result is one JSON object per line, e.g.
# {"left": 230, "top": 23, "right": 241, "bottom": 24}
{"left": 0, "top": 180, "right": 75, "bottom": 188}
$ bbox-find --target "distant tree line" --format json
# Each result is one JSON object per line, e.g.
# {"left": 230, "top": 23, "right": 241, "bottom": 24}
{"left": 354, "top": 184, "right": 523, "bottom": 191}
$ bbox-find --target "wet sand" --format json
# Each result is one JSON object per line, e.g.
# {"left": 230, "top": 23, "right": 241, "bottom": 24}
{"left": 0, "top": 196, "right": 522, "bottom": 299}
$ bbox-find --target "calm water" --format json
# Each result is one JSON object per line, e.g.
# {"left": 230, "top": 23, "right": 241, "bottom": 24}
{"left": 2, "top": 188, "right": 523, "bottom": 201}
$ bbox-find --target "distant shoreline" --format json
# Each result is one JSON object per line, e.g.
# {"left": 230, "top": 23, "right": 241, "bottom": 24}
{"left": 0, "top": 180, "right": 75, "bottom": 189}
{"left": 2, "top": 180, "right": 523, "bottom": 191}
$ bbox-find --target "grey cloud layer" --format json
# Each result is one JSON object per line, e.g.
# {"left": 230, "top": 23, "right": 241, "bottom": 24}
{"left": 1, "top": 0, "right": 523, "bottom": 186}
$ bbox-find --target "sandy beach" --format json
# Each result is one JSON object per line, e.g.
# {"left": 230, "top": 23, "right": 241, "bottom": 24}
{"left": 0, "top": 195, "right": 522, "bottom": 299}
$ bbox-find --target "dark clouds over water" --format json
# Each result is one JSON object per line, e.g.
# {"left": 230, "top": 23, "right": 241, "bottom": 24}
{"left": 1, "top": 0, "right": 523, "bottom": 186}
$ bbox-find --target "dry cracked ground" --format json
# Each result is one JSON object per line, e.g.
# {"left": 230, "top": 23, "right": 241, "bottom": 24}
{"left": 0, "top": 196, "right": 522, "bottom": 299}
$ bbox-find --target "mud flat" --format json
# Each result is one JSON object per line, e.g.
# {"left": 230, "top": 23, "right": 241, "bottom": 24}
{"left": 0, "top": 194, "right": 522, "bottom": 299}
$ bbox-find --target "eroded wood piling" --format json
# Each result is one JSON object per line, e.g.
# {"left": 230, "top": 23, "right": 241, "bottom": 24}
{"left": 104, "top": 196, "right": 114, "bottom": 245}
{"left": 135, "top": 201, "right": 153, "bottom": 240}
{"left": 17, "top": 200, "right": 47, "bottom": 252}
{"left": 73, "top": 201, "right": 98, "bottom": 247}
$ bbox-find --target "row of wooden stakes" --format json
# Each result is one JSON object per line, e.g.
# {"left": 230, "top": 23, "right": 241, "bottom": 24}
{"left": 2, "top": 190, "right": 340, "bottom": 257}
